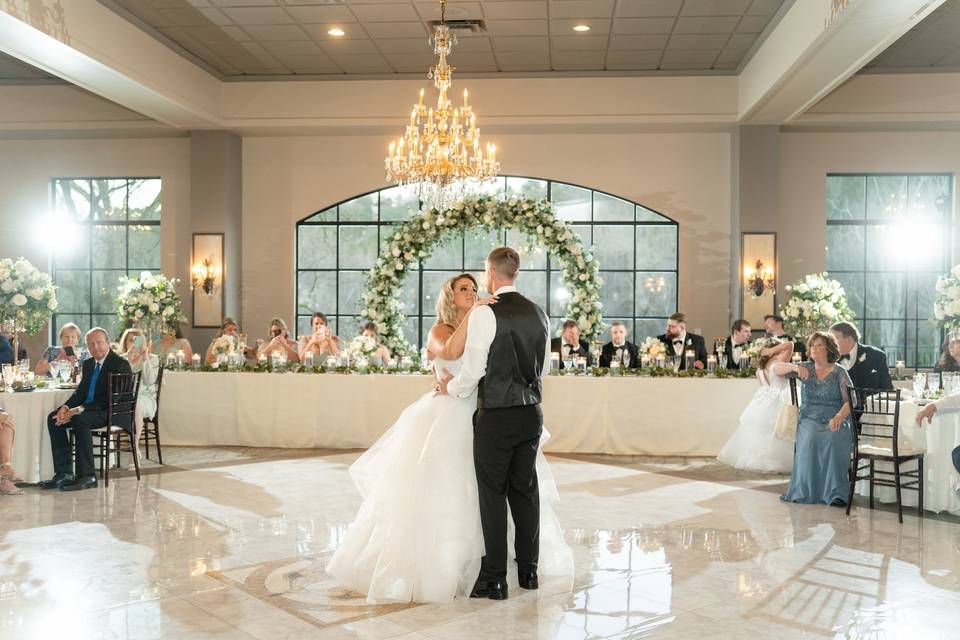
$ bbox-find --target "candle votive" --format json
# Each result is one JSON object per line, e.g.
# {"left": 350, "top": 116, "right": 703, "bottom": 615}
{"left": 191, "top": 354, "right": 201, "bottom": 369}
{"left": 304, "top": 352, "right": 315, "bottom": 368}
{"left": 165, "top": 353, "right": 176, "bottom": 368}
{"left": 895, "top": 360, "right": 905, "bottom": 379}
{"left": 176, "top": 349, "right": 185, "bottom": 368}
{"left": 706, "top": 355, "right": 717, "bottom": 373}
{"left": 609, "top": 360, "right": 620, "bottom": 376}
{"left": 326, "top": 356, "right": 337, "bottom": 369}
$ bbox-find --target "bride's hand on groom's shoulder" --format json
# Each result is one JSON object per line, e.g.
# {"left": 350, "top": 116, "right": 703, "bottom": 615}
{"left": 473, "top": 295, "right": 499, "bottom": 310}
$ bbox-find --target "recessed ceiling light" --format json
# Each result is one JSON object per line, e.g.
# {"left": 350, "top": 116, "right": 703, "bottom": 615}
{"left": 573, "top": 24, "right": 591, "bottom": 32}
{"left": 328, "top": 27, "right": 345, "bottom": 37}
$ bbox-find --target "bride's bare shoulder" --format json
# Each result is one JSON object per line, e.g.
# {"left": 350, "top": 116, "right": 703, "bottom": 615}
{"left": 429, "top": 323, "right": 456, "bottom": 341}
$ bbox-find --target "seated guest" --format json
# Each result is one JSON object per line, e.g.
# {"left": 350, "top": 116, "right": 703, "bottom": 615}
{"left": 934, "top": 333, "right": 960, "bottom": 373}
{"left": 360, "top": 323, "right": 392, "bottom": 365}
{"left": 657, "top": 313, "right": 707, "bottom": 370}
{"left": 299, "top": 312, "right": 340, "bottom": 360}
{"left": 0, "top": 409, "right": 22, "bottom": 495}
{"left": 717, "top": 319, "right": 752, "bottom": 369}
{"left": 829, "top": 321, "right": 893, "bottom": 390}
{"left": 154, "top": 323, "right": 193, "bottom": 363}
{"left": 763, "top": 314, "right": 806, "bottom": 360}
{"left": 778, "top": 331, "right": 854, "bottom": 506}
{"left": 257, "top": 318, "right": 300, "bottom": 362}
{"left": 915, "top": 396, "right": 960, "bottom": 475}
{"left": 599, "top": 321, "right": 639, "bottom": 368}
{"left": 0, "top": 334, "right": 11, "bottom": 366}
{"left": 550, "top": 320, "right": 592, "bottom": 369}
{"left": 35, "top": 323, "right": 89, "bottom": 376}
{"left": 119, "top": 329, "right": 159, "bottom": 421}
{"left": 39, "top": 328, "right": 133, "bottom": 491}
{"left": 205, "top": 317, "right": 255, "bottom": 364}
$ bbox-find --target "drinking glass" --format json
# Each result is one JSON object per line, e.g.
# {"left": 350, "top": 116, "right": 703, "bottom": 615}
{"left": 622, "top": 352, "right": 631, "bottom": 369}
{"left": 58, "top": 363, "right": 72, "bottom": 384}
{"left": 928, "top": 373, "right": 941, "bottom": 396}
{"left": 49, "top": 360, "right": 61, "bottom": 381}
{"left": 913, "top": 372, "right": 927, "bottom": 400}
{"left": 18, "top": 359, "right": 29, "bottom": 374}
{"left": 672, "top": 355, "right": 681, "bottom": 372}
{"left": 1, "top": 364, "right": 14, "bottom": 390}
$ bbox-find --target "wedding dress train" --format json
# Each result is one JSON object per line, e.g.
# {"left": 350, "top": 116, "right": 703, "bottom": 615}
{"left": 717, "top": 366, "right": 795, "bottom": 474}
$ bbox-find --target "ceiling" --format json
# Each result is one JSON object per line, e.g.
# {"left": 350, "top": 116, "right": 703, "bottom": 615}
{"left": 0, "top": 52, "right": 58, "bottom": 81}
{"left": 99, "top": 0, "right": 789, "bottom": 78}
{"left": 864, "top": 0, "right": 960, "bottom": 72}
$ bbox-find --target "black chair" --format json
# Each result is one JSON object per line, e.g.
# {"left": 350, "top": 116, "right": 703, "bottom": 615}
{"left": 142, "top": 366, "right": 164, "bottom": 464}
{"left": 71, "top": 372, "right": 142, "bottom": 486}
{"left": 845, "top": 387, "right": 924, "bottom": 523}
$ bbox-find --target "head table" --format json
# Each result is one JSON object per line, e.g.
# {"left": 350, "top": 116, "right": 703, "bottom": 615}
{"left": 157, "top": 371, "right": 759, "bottom": 456}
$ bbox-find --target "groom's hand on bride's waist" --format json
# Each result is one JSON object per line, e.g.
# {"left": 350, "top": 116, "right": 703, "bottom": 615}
{"left": 435, "top": 368, "right": 454, "bottom": 396}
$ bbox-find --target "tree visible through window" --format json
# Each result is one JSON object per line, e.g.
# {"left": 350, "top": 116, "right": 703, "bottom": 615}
{"left": 825, "top": 173, "right": 953, "bottom": 368}
{"left": 295, "top": 177, "right": 679, "bottom": 348}
{"left": 50, "top": 178, "right": 162, "bottom": 341}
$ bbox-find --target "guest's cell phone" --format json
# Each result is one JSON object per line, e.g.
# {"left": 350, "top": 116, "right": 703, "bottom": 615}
{"left": 64, "top": 346, "right": 75, "bottom": 357}
{"left": 133, "top": 336, "right": 145, "bottom": 350}
{"left": 316, "top": 326, "right": 328, "bottom": 340}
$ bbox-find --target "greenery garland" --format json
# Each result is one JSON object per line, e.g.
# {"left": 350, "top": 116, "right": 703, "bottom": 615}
{"left": 359, "top": 195, "right": 604, "bottom": 356}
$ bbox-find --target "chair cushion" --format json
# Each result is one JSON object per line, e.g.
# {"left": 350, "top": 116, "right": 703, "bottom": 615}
{"left": 858, "top": 443, "right": 924, "bottom": 457}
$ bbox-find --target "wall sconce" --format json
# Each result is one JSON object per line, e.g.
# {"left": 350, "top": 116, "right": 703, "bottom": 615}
{"left": 744, "top": 259, "right": 775, "bottom": 298}
{"left": 191, "top": 257, "right": 222, "bottom": 296}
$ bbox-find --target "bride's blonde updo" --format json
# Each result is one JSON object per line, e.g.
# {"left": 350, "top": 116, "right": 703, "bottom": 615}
{"left": 435, "top": 273, "right": 478, "bottom": 328}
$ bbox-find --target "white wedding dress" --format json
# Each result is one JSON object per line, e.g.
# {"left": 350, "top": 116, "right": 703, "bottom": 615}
{"left": 717, "top": 366, "right": 795, "bottom": 474}
{"left": 327, "top": 356, "right": 574, "bottom": 603}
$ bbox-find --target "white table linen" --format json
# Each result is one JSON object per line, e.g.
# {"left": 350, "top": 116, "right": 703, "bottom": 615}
{"left": 2, "top": 388, "right": 72, "bottom": 483}
{"left": 159, "top": 372, "right": 759, "bottom": 456}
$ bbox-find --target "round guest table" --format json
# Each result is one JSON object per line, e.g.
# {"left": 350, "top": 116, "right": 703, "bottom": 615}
{"left": 1, "top": 388, "right": 73, "bottom": 483}
{"left": 158, "top": 371, "right": 759, "bottom": 456}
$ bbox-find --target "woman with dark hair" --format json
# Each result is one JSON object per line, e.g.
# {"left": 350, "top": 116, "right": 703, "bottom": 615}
{"left": 154, "top": 323, "right": 193, "bottom": 362}
{"left": 257, "top": 318, "right": 300, "bottom": 362}
{"left": 360, "top": 322, "right": 391, "bottom": 365}
{"left": 299, "top": 312, "right": 340, "bottom": 360}
{"left": 778, "top": 331, "right": 855, "bottom": 506}
{"left": 717, "top": 338, "right": 795, "bottom": 473}
{"left": 934, "top": 333, "right": 960, "bottom": 373}
{"left": 205, "top": 317, "right": 253, "bottom": 364}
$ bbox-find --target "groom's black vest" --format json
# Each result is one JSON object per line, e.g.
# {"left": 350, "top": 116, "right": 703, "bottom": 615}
{"left": 478, "top": 291, "right": 549, "bottom": 410}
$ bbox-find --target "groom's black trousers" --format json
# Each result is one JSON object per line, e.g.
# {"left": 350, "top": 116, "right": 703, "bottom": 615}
{"left": 473, "top": 403, "right": 542, "bottom": 582}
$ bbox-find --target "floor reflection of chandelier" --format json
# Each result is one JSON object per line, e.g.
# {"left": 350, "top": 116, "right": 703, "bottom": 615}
{"left": 384, "top": 0, "right": 500, "bottom": 211}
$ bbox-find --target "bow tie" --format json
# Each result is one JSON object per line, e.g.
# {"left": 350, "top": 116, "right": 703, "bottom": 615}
{"left": 839, "top": 354, "right": 851, "bottom": 363}
{"left": 672, "top": 339, "right": 683, "bottom": 345}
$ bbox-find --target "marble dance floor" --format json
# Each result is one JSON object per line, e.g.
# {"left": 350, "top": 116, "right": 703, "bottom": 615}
{"left": 1, "top": 446, "right": 959, "bottom": 640}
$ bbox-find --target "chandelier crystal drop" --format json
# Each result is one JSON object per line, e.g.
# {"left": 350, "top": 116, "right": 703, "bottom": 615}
{"left": 384, "top": 0, "right": 500, "bottom": 211}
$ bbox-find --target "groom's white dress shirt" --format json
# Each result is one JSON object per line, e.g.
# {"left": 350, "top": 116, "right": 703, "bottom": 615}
{"left": 446, "top": 285, "right": 552, "bottom": 400}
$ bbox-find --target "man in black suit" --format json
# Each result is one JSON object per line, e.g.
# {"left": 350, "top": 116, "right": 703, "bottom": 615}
{"left": 550, "top": 320, "right": 592, "bottom": 369}
{"left": 764, "top": 314, "right": 806, "bottom": 360}
{"left": 599, "top": 321, "right": 639, "bottom": 368}
{"left": 717, "top": 319, "right": 752, "bottom": 369}
{"left": 830, "top": 321, "right": 893, "bottom": 390}
{"left": 38, "top": 327, "right": 133, "bottom": 491}
{"left": 657, "top": 312, "right": 708, "bottom": 370}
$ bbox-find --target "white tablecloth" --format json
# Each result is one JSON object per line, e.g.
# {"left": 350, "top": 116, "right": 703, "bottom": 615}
{"left": 1, "top": 388, "right": 72, "bottom": 483}
{"left": 159, "top": 372, "right": 759, "bottom": 456}
{"left": 854, "top": 399, "right": 960, "bottom": 515}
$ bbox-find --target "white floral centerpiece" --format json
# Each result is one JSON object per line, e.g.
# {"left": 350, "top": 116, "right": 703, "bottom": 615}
{"left": 0, "top": 257, "right": 58, "bottom": 363}
{"left": 348, "top": 335, "right": 378, "bottom": 360}
{"left": 779, "top": 273, "right": 854, "bottom": 339}
{"left": 933, "top": 265, "right": 960, "bottom": 332}
{"left": 638, "top": 336, "right": 668, "bottom": 362}
{"left": 361, "top": 194, "right": 603, "bottom": 357}
{"left": 211, "top": 335, "right": 240, "bottom": 356}
{"left": 116, "top": 271, "right": 186, "bottom": 337}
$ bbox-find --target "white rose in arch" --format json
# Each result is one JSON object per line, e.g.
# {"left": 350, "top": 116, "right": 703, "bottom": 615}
{"left": 0, "top": 280, "right": 13, "bottom": 293}
{"left": 162, "top": 306, "right": 174, "bottom": 316}
{"left": 10, "top": 293, "right": 27, "bottom": 306}
{"left": 47, "top": 297, "right": 58, "bottom": 310}
{"left": 149, "top": 303, "right": 160, "bottom": 313}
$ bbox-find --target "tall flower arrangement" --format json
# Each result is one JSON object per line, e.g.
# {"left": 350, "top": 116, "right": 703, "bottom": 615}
{"left": 361, "top": 194, "right": 603, "bottom": 356}
{"left": 0, "top": 258, "right": 57, "bottom": 362}
{"left": 933, "top": 265, "right": 960, "bottom": 332}
{"left": 116, "top": 272, "right": 186, "bottom": 338}
{"left": 779, "top": 273, "right": 854, "bottom": 339}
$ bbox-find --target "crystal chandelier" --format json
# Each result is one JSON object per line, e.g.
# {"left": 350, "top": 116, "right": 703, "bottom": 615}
{"left": 384, "top": 0, "right": 500, "bottom": 211}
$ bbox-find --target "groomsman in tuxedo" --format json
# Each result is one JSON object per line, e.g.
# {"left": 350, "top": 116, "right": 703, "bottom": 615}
{"left": 657, "top": 313, "right": 707, "bottom": 370}
{"left": 599, "top": 321, "right": 639, "bottom": 368}
{"left": 550, "top": 320, "right": 593, "bottom": 369}
{"left": 38, "top": 327, "right": 133, "bottom": 491}
{"left": 763, "top": 314, "right": 806, "bottom": 360}
{"left": 717, "top": 319, "right": 752, "bottom": 369}
{"left": 830, "top": 321, "right": 893, "bottom": 390}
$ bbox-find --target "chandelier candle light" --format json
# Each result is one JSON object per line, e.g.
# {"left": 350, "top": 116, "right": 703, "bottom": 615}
{"left": 385, "top": 0, "right": 500, "bottom": 210}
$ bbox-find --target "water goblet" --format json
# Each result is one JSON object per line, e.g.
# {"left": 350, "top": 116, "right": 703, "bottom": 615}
{"left": 622, "top": 352, "right": 631, "bottom": 369}
{"left": 1, "top": 364, "right": 14, "bottom": 391}
{"left": 928, "top": 373, "right": 941, "bottom": 396}
{"left": 912, "top": 372, "right": 927, "bottom": 400}
{"left": 58, "top": 362, "right": 72, "bottom": 385}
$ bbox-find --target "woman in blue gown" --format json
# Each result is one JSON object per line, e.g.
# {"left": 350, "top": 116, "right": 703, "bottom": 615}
{"left": 779, "top": 331, "right": 854, "bottom": 506}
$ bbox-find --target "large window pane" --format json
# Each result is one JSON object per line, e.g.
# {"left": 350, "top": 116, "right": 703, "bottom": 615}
{"left": 505, "top": 229, "right": 547, "bottom": 270}
{"left": 339, "top": 193, "right": 378, "bottom": 222}
{"left": 865, "top": 273, "right": 905, "bottom": 319}
{"left": 552, "top": 183, "right": 591, "bottom": 222}
{"left": 380, "top": 186, "right": 419, "bottom": 222}
{"left": 54, "top": 179, "right": 91, "bottom": 221}
{"left": 635, "top": 318, "right": 663, "bottom": 342}
{"left": 826, "top": 175, "right": 865, "bottom": 220}
{"left": 297, "top": 271, "right": 336, "bottom": 315}
{"left": 826, "top": 226, "right": 864, "bottom": 271}
{"left": 465, "top": 228, "right": 504, "bottom": 270}
{"left": 338, "top": 271, "right": 366, "bottom": 315}
{"left": 520, "top": 271, "right": 548, "bottom": 310}
{"left": 298, "top": 227, "right": 337, "bottom": 269}
{"left": 91, "top": 179, "right": 128, "bottom": 221}
{"left": 507, "top": 177, "right": 547, "bottom": 200}
{"left": 599, "top": 271, "right": 633, "bottom": 317}
{"left": 635, "top": 272, "right": 676, "bottom": 317}
{"left": 424, "top": 231, "right": 463, "bottom": 270}
{"left": 92, "top": 270, "right": 125, "bottom": 314}
{"left": 594, "top": 192, "right": 633, "bottom": 222}
{"left": 128, "top": 179, "right": 161, "bottom": 221}
{"left": 909, "top": 175, "right": 952, "bottom": 219}
{"left": 129, "top": 226, "right": 161, "bottom": 270}
{"left": 55, "top": 270, "right": 91, "bottom": 314}
{"left": 338, "top": 226, "right": 378, "bottom": 269}
{"left": 636, "top": 226, "right": 677, "bottom": 271}
{"left": 831, "top": 272, "right": 865, "bottom": 319}
{"left": 593, "top": 225, "right": 634, "bottom": 270}
{"left": 92, "top": 225, "right": 126, "bottom": 269}
{"left": 866, "top": 175, "right": 907, "bottom": 220}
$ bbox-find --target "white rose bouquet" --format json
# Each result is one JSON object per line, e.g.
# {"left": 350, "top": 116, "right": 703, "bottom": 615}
{"left": 348, "top": 335, "right": 378, "bottom": 360}
{"left": 779, "top": 273, "right": 854, "bottom": 339}
{"left": 0, "top": 257, "right": 58, "bottom": 336}
{"left": 639, "top": 336, "right": 668, "bottom": 361}
{"left": 117, "top": 271, "right": 186, "bottom": 335}
{"left": 933, "top": 264, "right": 960, "bottom": 332}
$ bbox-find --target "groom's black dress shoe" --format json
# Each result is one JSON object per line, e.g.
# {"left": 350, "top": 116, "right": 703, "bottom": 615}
{"left": 518, "top": 571, "right": 538, "bottom": 590}
{"left": 60, "top": 476, "right": 97, "bottom": 491}
{"left": 470, "top": 579, "right": 508, "bottom": 600}
{"left": 38, "top": 473, "right": 75, "bottom": 490}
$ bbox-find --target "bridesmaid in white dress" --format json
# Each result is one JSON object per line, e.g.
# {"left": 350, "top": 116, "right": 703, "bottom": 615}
{"left": 717, "top": 338, "right": 796, "bottom": 474}
{"left": 327, "top": 273, "right": 573, "bottom": 603}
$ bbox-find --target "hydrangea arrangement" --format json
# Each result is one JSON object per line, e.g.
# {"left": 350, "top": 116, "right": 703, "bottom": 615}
{"left": 0, "top": 257, "right": 57, "bottom": 335}
{"left": 780, "top": 273, "right": 854, "bottom": 339}
{"left": 361, "top": 194, "right": 603, "bottom": 356}
{"left": 348, "top": 334, "right": 378, "bottom": 360}
{"left": 638, "top": 336, "right": 668, "bottom": 360}
{"left": 933, "top": 264, "right": 960, "bottom": 331}
{"left": 116, "top": 271, "right": 186, "bottom": 335}
{"left": 211, "top": 335, "right": 240, "bottom": 356}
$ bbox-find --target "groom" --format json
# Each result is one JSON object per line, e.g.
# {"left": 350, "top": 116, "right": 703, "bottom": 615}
{"left": 438, "top": 247, "right": 550, "bottom": 601}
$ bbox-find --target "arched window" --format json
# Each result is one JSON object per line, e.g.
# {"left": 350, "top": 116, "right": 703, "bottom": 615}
{"left": 295, "top": 177, "right": 679, "bottom": 346}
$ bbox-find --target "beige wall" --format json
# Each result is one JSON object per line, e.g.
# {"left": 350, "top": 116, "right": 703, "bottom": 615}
{"left": 242, "top": 131, "right": 733, "bottom": 342}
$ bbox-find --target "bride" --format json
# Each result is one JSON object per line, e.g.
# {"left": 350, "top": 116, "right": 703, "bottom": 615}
{"left": 717, "top": 338, "right": 796, "bottom": 474}
{"left": 327, "top": 273, "right": 573, "bottom": 603}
